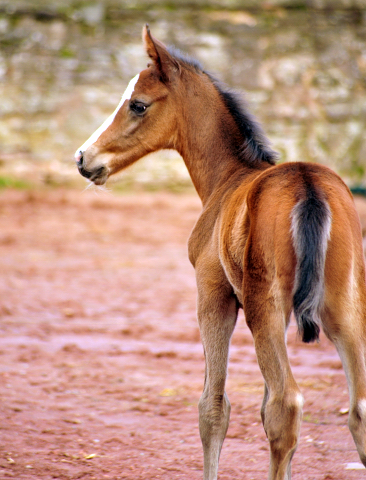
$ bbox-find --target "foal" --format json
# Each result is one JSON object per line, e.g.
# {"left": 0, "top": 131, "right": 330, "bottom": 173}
{"left": 75, "top": 26, "right": 366, "bottom": 480}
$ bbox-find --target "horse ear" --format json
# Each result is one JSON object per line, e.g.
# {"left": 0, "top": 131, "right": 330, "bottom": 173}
{"left": 142, "top": 24, "right": 179, "bottom": 82}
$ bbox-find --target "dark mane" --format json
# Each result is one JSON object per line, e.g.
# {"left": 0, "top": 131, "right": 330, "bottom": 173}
{"left": 209, "top": 77, "right": 277, "bottom": 166}
{"left": 168, "top": 46, "right": 277, "bottom": 167}
{"left": 167, "top": 45, "right": 203, "bottom": 73}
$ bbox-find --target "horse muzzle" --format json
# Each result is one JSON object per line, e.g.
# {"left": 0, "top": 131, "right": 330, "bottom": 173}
{"left": 75, "top": 150, "right": 109, "bottom": 185}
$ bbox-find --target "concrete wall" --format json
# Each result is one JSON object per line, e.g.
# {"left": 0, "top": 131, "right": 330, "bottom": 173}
{"left": 0, "top": 1, "right": 365, "bottom": 188}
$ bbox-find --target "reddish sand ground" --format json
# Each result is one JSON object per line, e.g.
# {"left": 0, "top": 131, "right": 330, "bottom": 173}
{"left": 0, "top": 188, "right": 366, "bottom": 480}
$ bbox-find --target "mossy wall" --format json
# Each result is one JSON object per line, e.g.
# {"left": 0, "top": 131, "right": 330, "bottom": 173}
{"left": 0, "top": 0, "right": 365, "bottom": 188}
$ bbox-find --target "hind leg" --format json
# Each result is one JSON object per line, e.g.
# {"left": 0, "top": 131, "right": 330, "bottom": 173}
{"left": 196, "top": 264, "right": 239, "bottom": 480}
{"left": 244, "top": 284, "right": 303, "bottom": 480}
{"left": 321, "top": 299, "right": 366, "bottom": 465}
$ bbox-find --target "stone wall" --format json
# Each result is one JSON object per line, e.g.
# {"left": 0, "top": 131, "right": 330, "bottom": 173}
{"left": 0, "top": 1, "right": 365, "bottom": 188}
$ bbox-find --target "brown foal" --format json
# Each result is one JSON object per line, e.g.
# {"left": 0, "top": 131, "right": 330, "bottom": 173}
{"left": 75, "top": 26, "right": 366, "bottom": 480}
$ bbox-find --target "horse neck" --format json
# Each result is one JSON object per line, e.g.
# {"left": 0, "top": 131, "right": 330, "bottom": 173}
{"left": 174, "top": 79, "right": 250, "bottom": 204}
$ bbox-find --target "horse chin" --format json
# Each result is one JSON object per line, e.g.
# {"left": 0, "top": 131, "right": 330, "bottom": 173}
{"left": 92, "top": 175, "right": 108, "bottom": 186}
{"left": 78, "top": 164, "right": 109, "bottom": 185}
{"left": 90, "top": 166, "right": 109, "bottom": 185}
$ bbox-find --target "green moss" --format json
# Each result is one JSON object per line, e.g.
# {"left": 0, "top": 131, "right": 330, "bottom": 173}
{"left": 342, "top": 134, "right": 365, "bottom": 182}
{"left": 59, "top": 46, "right": 75, "bottom": 58}
{"left": 0, "top": 176, "right": 31, "bottom": 190}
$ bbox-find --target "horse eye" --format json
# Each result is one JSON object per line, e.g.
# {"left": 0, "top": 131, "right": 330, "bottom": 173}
{"left": 130, "top": 101, "right": 147, "bottom": 116}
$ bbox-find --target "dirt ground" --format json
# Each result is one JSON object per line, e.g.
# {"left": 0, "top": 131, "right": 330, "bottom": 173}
{"left": 1, "top": 188, "right": 366, "bottom": 480}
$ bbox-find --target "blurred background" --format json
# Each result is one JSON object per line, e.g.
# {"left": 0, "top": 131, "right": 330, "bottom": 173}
{"left": 0, "top": 0, "right": 365, "bottom": 192}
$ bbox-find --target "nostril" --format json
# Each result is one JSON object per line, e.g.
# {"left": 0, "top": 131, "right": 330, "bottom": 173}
{"left": 75, "top": 151, "right": 83, "bottom": 167}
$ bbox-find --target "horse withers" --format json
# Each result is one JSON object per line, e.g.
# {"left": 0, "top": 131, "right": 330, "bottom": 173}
{"left": 75, "top": 25, "right": 366, "bottom": 480}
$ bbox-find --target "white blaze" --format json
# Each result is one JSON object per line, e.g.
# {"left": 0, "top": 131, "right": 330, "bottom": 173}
{"left": 75, "top": 74, "right": 140, "bottom": 158}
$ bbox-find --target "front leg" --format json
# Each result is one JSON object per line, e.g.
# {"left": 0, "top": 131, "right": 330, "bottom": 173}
{"left": 196, "top": 260, "right": 239, "bottom": 480}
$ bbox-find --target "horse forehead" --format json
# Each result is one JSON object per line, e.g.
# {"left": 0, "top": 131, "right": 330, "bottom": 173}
{"left": 133, "top": 68, "right": 167, "bottom": 97}
{"left": 121, "top": 73, "right": 140, "bottom": 102}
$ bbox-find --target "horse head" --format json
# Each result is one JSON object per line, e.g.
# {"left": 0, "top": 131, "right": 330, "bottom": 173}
{"left": 75, "top": 25, "right": 181, "bottom": 185}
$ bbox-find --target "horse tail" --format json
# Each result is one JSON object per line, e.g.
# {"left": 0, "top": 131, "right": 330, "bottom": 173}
{"left": 291, "top": 184, "right": 332, "bottom": 343}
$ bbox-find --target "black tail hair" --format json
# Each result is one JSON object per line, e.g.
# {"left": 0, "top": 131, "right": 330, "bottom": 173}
{"left": 291, "top": 188, "right": 332, "bottom": 343}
